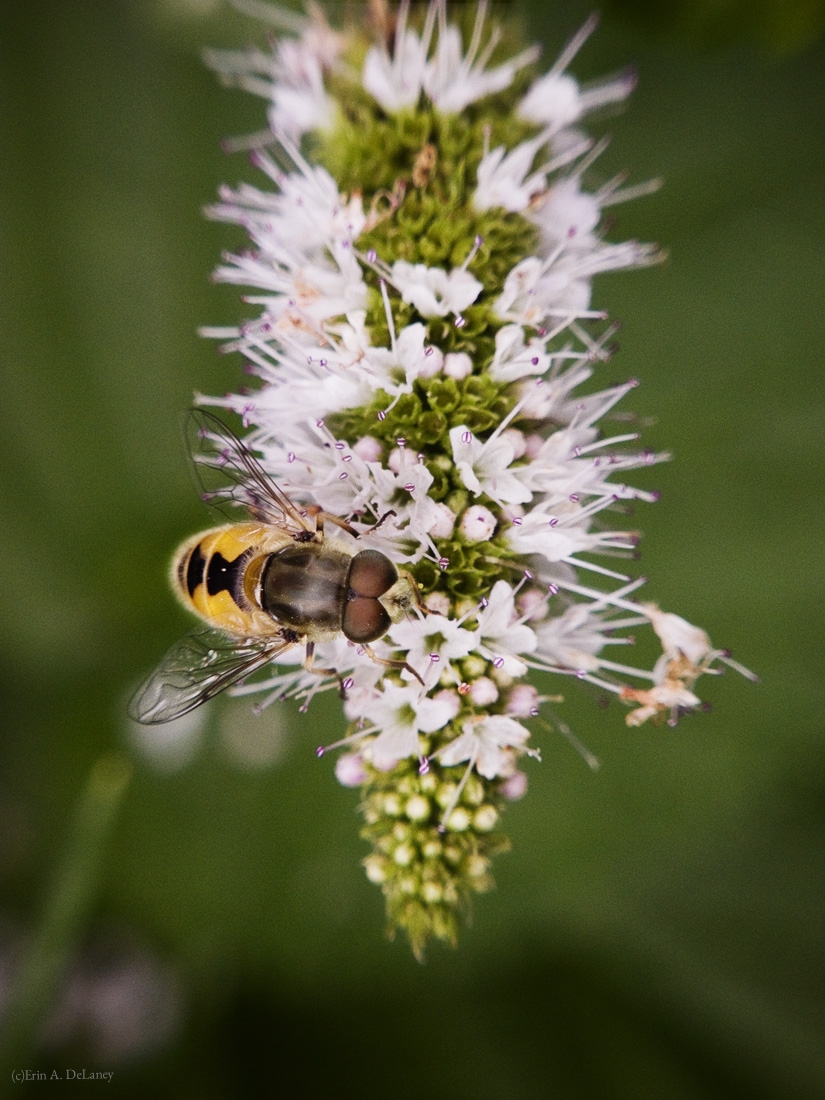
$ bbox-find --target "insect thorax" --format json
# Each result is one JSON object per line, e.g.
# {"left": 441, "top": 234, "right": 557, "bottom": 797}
{"left": 261, "top": 543, "right": 351, "bottom": 636}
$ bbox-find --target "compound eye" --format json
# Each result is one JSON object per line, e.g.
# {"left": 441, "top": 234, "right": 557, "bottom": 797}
{"left": 347, "top": 549, "right": 397, "bottom": 598}
{"left": 342, "top": 596, "right": 391, "bottom": 644}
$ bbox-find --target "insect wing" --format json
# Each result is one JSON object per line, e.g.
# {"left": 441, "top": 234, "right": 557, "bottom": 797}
{"left": 187, "top": 409, "right": 311, "bottom": 532}
{"left": 128, "top": 626, "right": 295, "bottom": 725}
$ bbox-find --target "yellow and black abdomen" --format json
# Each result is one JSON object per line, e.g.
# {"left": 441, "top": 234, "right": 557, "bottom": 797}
{"left": 171, "top": 522, "right": 287, "bottom": 638}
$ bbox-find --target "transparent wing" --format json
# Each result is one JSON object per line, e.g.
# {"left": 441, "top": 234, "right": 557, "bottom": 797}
{"left": 128, "top": 626, "right": 297, "bottom": 725}
{"left": 187, "top": 408, "right": 312, "bottom": 531}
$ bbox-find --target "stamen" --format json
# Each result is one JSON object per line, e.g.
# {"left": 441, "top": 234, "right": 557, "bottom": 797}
{"left": 379, "top": 279, "right": 397, "bottom": 350}
{"left": 460, "top": 235, "right": 484, "bottom": 272}
{"left": 570, "top": 135, "right": 611, "bottom": 181}
{"left": 717, "top": 653, "right": 760, "bottom": 682}
{"left": 539, "top": 716, "right": 600, "bottom": 770}
{"left": 393, "top": 0, "right": 411, "bottom": 60}
{"left": 562, "top": 557, "right": 631, "bottom": 582}
{"left": 599, "top": 177, "right": 663, "bottom": 207}
{"left": 438, "top": 753, "right": 478, "bottom": 831}
{"left": 464, "top": 0, "right": 488, "bottom": 72}
{"left": 316, "top": 727, "right": 373, "bottom": 757}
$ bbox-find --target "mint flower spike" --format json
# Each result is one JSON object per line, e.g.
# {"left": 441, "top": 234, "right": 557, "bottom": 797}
{"left": 200, "top": 0, "right": 754, "bottom": 957}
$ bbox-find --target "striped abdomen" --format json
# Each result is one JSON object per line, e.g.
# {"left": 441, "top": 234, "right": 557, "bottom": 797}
{"left": 171, "top": 523, "right": 286, "bottom": 637}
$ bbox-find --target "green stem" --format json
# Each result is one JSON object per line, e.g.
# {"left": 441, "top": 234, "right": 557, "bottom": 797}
{"left": 0, "top": 754, "right": 132, "bottom": 1088}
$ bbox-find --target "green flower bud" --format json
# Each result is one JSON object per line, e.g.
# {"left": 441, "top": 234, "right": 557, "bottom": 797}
{"left": 405, "top": 795, "right": 431, "bottom": 822}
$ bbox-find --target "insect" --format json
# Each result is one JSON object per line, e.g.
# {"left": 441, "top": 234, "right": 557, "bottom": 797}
{"left": 129, "top": 410, "right": 424, "bottom": 725}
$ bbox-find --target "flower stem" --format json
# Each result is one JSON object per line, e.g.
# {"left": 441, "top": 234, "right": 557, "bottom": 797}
{"left": 0, "top": 754, "right": 132, "bottom": 1079}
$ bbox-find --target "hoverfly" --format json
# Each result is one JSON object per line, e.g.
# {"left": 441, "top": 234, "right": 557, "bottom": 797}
{"left": 129, "top": 410, "right": 423, "bottom": 724}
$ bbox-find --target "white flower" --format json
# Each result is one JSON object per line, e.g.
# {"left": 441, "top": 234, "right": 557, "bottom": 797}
{"left": 519, "top": 72, "right": 583, "bottom": 131}
{"left": 212, "top": 350, "right": 369, "bottom": 440}
{"left": 359, "top": 322, "right": 432, "bottom": 396}
{"left": 361, "top": 0, "right": 435, "bottom": 111}
{"left": 467, "top": 677, "right": 498, "bottom": 705}
{"left": 267, "top": 50, "right": 333, "bottom": 137}
{"left": 355, "top": 682, "right": 457, "bottom": 770}
{"left": 488, "top": 324, "right": 551, "bottom": 383}
{"left": 208, "top": 158, "right": 366, "bottom": 258}
{"left": 517, "top": 376, "right": 642, "bottom": 432}
{"left": 495, "top": 242, "right": 659, "bottom": 327}
{"left": 423, "top": 1, "right": 539, "bottom": 114}
{"left": 473, "top": 135, "right": 549, "bottom": 213}
{"left": 361, "top": 0, "right": 539, "bottom": 117}
{"left": 391, "top": 261, "right": 483, "bottom": 317}
{"left": 388, "top": 614, "right": 478, "bottom": 684}
{"left": 328, "top": 455, "right": 445, "bottom": 561}
{"left": 618, "top": 605, "right": 756, "bottom": 726}
{"left": 363, "top": 704, "right": 422, "bottom": 769}
{"left": 439, "top": 715, "right": 533, "bottom": 779}
{"left": 518, "top": 69, "right": 635, "bottom": 134}
{"left": 501, "top": 428, "right": 527, "bottom": 459}
{"left": 444, "top": 351, "right": 473, "bottom": 379}
{"left": 494, "top": 255, "right": 592, "bottom": 324}
{"left": 428, "top": 502, "right": 457, "bottom": 539}
{"left": 512, "top": 421, "right": 661, "bottom": 505}
{"left": 204, "top": 8, "right": 340, "bottom": 140}
{"left": 417, "top": 344, "right": 445, "bottom": 378}
{"left": 335, "top": 753, "right": 368, "bottom": 787}
{"left": 505, "top": 683, "right": 540, "bottom": 718}
{"left": 450, "top": 425, "right": 532, "bottom": 505}
{"left": 212, "top": 237, "right": 367, "bottom": 328}
{"left": 529, "top": 176, "right": 601, "bottom": 250}
{"left": 643, "top": 604, "right": 713, "bottom": 665}
{"left": 517, "top": 18, "right": 636, "bottom": 133}
{"left": 505, "top": 507, "right": 636, "bottom": 572}
{"left": 352, "top": 435, "right": 383, "bottom": 462}
{"left": 532, "top": 602, "right": 623, "bottom": 674}
{"left": 458, "top": 504, "right": 497, "bottom": 542}
{"left": 426, "top": 688, "right": 462, "bottom": 727}
{"left": 500, "top": 771, "right": 528, "bottom": 800}
{"left": 473, "top": 580, "right": 537, "bottom": 677}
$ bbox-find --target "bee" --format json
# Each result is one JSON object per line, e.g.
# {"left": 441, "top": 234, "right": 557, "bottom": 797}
{"left": 129, "top": 410, "right": 424, "bottom": 725}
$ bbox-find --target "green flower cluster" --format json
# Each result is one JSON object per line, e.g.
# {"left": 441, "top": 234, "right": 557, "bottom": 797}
{"left": 360, "top": 755, "right": 510, "bottom": 960}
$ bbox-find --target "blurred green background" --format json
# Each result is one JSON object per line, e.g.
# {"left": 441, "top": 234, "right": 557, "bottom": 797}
{"left": 1, "top": 0, "right": 823, "bottom": 1095}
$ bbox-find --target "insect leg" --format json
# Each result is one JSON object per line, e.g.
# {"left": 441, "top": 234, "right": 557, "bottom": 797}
{"left": 303, "top": 505, "right": 361, "bottom": 540}
{"left": 360, "top": 644, "right": 425, "bottom": 688}
{"left": 371, "top": 509, "right": 397, "bottom": 533}
{"left": 304, "top": 639, "right": 347, "bottom": 698}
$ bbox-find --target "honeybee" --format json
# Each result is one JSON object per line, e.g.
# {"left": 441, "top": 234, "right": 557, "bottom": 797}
{"left": 129, "top": 410, "right": 424, "bottom": 725}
